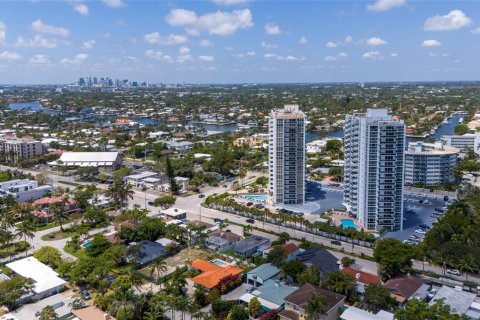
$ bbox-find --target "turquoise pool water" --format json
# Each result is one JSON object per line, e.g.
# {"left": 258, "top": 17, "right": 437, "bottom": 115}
{"left": 81, "top": 240, "right": 92, "bottom": 249}
{"left": 340, "top": 219, "right": 358, "bottom": 229}
{"left": 244, "top": 195, "right": 268, "bottom": 201}
{"left": 211, "top": 259, "right": 228, "bottom": 267}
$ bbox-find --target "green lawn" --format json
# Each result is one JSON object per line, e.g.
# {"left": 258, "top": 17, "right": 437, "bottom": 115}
{"left": 0, "top": 241, "right": 30, "bottom": 259}
{"left": 64, "top": 245, "right": 87, "bottom": 259}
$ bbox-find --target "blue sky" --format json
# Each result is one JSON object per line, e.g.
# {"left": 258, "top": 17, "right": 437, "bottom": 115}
{"left": 0, "top": 0, "right": 480, "bottom": 84}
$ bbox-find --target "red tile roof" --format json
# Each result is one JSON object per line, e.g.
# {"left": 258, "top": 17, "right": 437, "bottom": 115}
{"left": 341, "top": 267, "right": 381, "bottom": 285}
{"left": 190, "top": 259, "right": 243, "bottom": 289}
{"left": 273, "top": 242, "right": 299, "bottom": 256}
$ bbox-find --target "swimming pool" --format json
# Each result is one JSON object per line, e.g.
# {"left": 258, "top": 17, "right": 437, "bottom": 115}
{"left": 80, "top": 240, "right": 92, "bottom": 249}
{"left": 211, "top": 259, "right": 229, "bottom": 267}
{"left": 340, "top": 219, "right": 358, "bottom": 230}
{"left": 244, "top": 195, "right": 268, "bottom": 201}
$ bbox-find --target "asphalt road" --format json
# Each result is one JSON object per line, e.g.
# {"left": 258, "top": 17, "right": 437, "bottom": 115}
{"left": 2, "top": 165, "right": 479, "bottom": 285}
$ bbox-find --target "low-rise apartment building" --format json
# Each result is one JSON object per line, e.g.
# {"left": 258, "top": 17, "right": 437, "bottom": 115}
{"left": 0, "top": 138, "right": 44, "bottom": 163}
{"left": 405, "top": 142, "right": 459, "bottom": 186}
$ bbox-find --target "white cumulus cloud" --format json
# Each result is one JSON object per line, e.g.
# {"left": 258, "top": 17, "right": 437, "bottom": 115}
{"left": 31, "top": 20, "right": 70, "bottom": 37}
{"left": 60, "top": 53, "right": 88, "bottom": 65}
{"left": 30, "top": 54, "right": 49, "bottom": 64}
{"left": 345, "top": 35, "right": 353, "bottom": 43}
{"left": 145, "top": 49, "right": 173, "bottom": 62}
{"left": 265, "top": 22, "right": 282, "bottom": 35}
{"left": 472, "top": 28, "right": 480, "bottom": 34}
{"left": 144, "top": 32, "right": 188, "bottom": 45}
{"left": 298, "top": 36, "right": 308, "bottom": 45}
{"left": 366, "top": 37, "right": 387, "bottom": 46}
{"left": 0, "top": 51, "right": 22, "bottom": 61}
{"left": 324, "top": 52, "right": 347, "bottom": 61}
{"left": 261, "top": 41, "right": 277, "bottom": 49}
{"left": 15, "top": 35, "right": 64, "bottom": 48}
{"left": 367, "top": 0, "right": 406, "bottom": 12}
{"left": 421, "top": 39, "right": 441, "bottom": 47}
{"left": 424, "top": 10, "right": 473, "bottom": 31}
{"left": 81, "top": 40, "right": 96, "bottom": 49}
{"left": 0, "top": 21, "right": 6, "bottom": 43}
{"left": 198, "top": 55, "right": 215, "bottom": 62}
{"left": 165, "top": 8, "right": 253, "bottom": 37}
{"left": 325, "top": 41, "right": 338, "bottom": 48}
{"left": 263, "top": 53, "right": 305, "bottom": 61}
{"left": 199, "top": 39, "right": 213, "bottom": 47}
{"left": 74, "top": 4, "right": 89, "bottom": 16}
{"left": 363, "top": 51, "right": 381, "bottom": 59}
{"left": 103, "top": 0, "right": 125, "bottom": 8}
{"left": 211, "top": 0, "right": 250, "bottom": 5}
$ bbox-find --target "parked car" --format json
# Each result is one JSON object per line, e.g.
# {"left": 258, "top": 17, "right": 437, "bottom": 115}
{"left": 148, "top": 201, "right": 154, "bottom": 206}
{"left": 246, "top": 218, "right": 255, "bottom": 224}
{"left": 424, "top": 200, "right": 430, "bottom": 204}
{"left": 415, "top": 229, "right": 427, "bottom": 234}
{"left": 330, "top": 240, "right": 342, "bottom": 246}
{"left": 419, "top": 199, "right": 424, "bottom": 204}
{"left": 254, "top": 204, "right": 264, "bottom": 209}
{"left": 246, "top": 202, "right": 253, "bottom": 206}
{"left": 198, "top": 194, "right": 205, "bottom": 198}
{"left": 447, "top": 269, "right": 461, "bottom": 276}
{"left": 213, "top": 218, "right": 223, "bottom": 224}
{"left": 81, "top": 290, "right": 91, "bottom": 300}
{"left": 444, "top": 196, "right": 449, "bottom": 202}
{"left": 419, "top": 224, "right": 430, "bottom": 230}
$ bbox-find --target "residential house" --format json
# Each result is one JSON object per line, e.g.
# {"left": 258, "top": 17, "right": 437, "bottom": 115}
{"left": 234, "top": 235, "right": 271, "bottom": 257}
{"left": 240, "top": 279, "right": 297, "bottom": 311}
{"left": 2, "top": 294, "right": 74, "bottom": 320}
{"left": 160, "top": 140, "right": 193, "bottom": 153}
{"left": 295, "top": 248, "right": 339, "bottom": 275}
{"left": 125, "top": 171, "right": 166, "bottom": 187}
{"left": 0, "top": 179, "right": 52, "bottom": 202}
{"left": 263, "top": 242, "right": 301, "bottom": 262}
{"left": 115, "top": 219, "right": 139, "bottom": 231}
{"left": 6, "top": 257, "right": 65, "bottom": 300}
{"left": 429, "top": 286, "right": 478, "bottom": 318}
{"left": 162, "top": 207, "right": 187, "bottom": 221}
{"left": 206, "top": 230, "right": 242, "bottom": 252}
{"left": 279, "top": 283, "right": 346, "bottom": 320}
{"left": 158, "top": 176, "right": 190, "bottom": 194}
{"left": 246, "top": 263, "right": 281, "bottom": 286}
{"left": 31, "top": 196, "right": 79, "bottom": 221}
{"left": 190, "top": 259, "right": 243, "bottom": 292}
{"left": 72, "top": 307, "right": 117, "bottom": 320}
{"left": 126, "top": 240, "right": 169, "bottom": 266}
{"left": 341, "top": 267, "right": 381, "bottom": 294}
{"left": 384, "top": 275, "right": 429, "bottom": 305}
{"left": 340, "top": 307, "right": 394, "bottom": 320}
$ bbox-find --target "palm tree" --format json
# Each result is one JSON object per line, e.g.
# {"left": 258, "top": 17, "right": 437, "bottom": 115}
{"left": 457, "top": 254, "right": 477, "bottom": 282}
{"left": 51, "top": 197, "right": 68, "bottom": 232}
{"left": 127, "top": 269, "right": 143, "bottom": 292}
{"left": 149, "top": 258, "right": 168, "bottom": 289}
{"left": 0, "top": 229, "right": 15, "bottom": 260}
{"left": 16, "top": 220, "right": 34, "bottom": 256}
{"left": 305, "top": 293, "right": 327, "bottom": 320}
{"left": 39, "top": 305, "right": 58, "bottom": 320}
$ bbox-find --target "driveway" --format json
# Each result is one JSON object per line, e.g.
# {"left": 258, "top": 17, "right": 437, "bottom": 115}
{"left": 221, "top": 283, "right": 250, "bottom": 301}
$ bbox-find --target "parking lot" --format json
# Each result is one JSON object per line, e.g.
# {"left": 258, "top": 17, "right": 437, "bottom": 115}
{"left": 306, "top": 181, "right": 345, "bottom": 213}
{"left": 383, "top": 192, "right": 451, "bottom": 242}
{"left": 305, "top": 180, "right": 452, "bottom": 242}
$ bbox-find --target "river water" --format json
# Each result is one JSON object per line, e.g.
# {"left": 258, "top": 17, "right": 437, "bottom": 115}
{"left": 8, "top": 102, "right": 463, "bottom": 142}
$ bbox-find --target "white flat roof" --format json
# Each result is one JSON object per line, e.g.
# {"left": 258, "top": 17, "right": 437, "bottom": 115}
{"left": 341, "top": 307, "right": 393, "bottom": 320}
{"left": 6, "top": 257, "right": 65, "bottom": 294}
{"left": 126, "top": 171, "right": 159, "bottom": 180}
{"left": 59, "top": 152, "right": 119, "bottom": 163}
{"left": 162, "top": 207, "right": 187, "bottom": 216}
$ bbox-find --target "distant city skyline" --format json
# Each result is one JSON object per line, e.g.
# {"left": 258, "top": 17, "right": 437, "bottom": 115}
{"left": 1, "top": 1, "right": 480, "bottom": 84}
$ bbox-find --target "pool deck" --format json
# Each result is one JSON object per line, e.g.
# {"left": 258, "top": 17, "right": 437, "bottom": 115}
{"left": 331, "top": 213, "right": 363, "bottom": 230}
